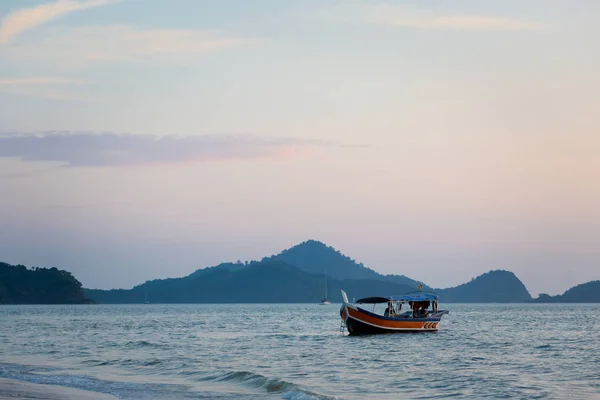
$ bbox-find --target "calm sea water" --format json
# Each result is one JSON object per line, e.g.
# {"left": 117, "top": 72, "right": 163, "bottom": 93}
{"left": 1, "top": 304, "right": 599, "bottom": 399}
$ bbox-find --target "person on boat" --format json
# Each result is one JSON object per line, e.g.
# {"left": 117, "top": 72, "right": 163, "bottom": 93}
{"left": 410, "top": 301, "right": 430, "bottom": 318}
{"left": 384, "top": 301, "right": 394, "bottom": 317}
{"left": 413, "top": 306, "right": 423, "bottom": 318}
{"left": 411, "top": 301, "right": 421, "bottom": 317}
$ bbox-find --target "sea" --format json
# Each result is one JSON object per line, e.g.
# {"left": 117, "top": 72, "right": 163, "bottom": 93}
{"left": 1, "top": 303, "right": 599, "bottom": 399}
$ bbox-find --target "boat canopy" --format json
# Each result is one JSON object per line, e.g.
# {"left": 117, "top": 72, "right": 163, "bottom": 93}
{"left": 355, "top": 296, "right": 390, "bottom": 304}
{"left": 355, "top": 292, "right": 438, "bottom": 304}
{"left": 391, "top": 292, "right": 438, "bottom": 302}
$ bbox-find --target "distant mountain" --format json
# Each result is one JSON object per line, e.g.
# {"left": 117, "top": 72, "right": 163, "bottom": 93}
{"left": 0, "top": 262, "right": 91, "bottom": 304}
{"left": 85, "top": 260, "right": 532, "bottom": 304}
{"left": 436, "top": 270, "right": 532, "bottom": 303}
{"left": 383, "top": 274, "right": 432, "bottom": 290}
{"left": 3, "top": 239, "right": 592, "bottom": 305}
{"left": 1, "top": 240, "right": 540, "bottom": 305}
{"left": 187, "top": 261, "right": 250, "bottom": 278}
{"left": 87, "top": 260, "right": 321, "bottom": 303}
{"left": 264, "top": 240, "right": 379, "bottom": 280}
{"left": 86, "top": 260, "right": 418, "bottom": 304}
{"left": 533, "top": 281, "right": 600, "bottom": 303}
{"left": 264, "top": 240, "right": 424, "bottom": 288}
{"left": 85, "top": 241, "right": 535, "bottom": 304}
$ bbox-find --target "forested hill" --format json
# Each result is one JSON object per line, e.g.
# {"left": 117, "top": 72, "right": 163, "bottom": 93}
{"left": 84, "top": 240, "right": 535, "bottom": 304}
{"left": 264, "top": 240, "right": 425, "bottom": 288}
{"left": 2, "top": 240, "right": 539, "bottom": 304}
{"left": 86, "top": 260, "right": 419, "bottom": 304}
{"left": 85, "top": 261, "right": 533, "bottom": 304}
{"left": 436, "top": 270, "right": 532, "bottom": 303}
{"left": 533, "top": 281, "right": 600, "bottom": 303}
{"left": 0, "top": 262, "right": 91, "bottom": 304}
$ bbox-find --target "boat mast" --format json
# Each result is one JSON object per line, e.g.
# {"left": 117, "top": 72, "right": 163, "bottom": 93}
{"left": 324, "top": 269, "right": 328, "bottom": 299}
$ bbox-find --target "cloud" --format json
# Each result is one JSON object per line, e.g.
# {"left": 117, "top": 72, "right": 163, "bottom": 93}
{"left": 1, "top": 25, "right": 259, "bottom": 69}
{"left": 0, "top": 88, "right": 91, "bottom": 102}
{"left": 0, "top": 132, "right": 333, "bottom": 167}
{"left": 322, "top": 4, "right": 545, "bottom": 31}
{"left": 0, "top": 0, "right": 121, "bottom": 45}
{"left": 0, "top": 77, "right": 89, "bottom": 102}
{"left": 0, "top": 77, "right": 86, "bottom": 85}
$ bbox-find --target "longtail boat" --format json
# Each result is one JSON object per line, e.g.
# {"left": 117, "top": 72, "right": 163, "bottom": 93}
{"left": 339, "top": 289, "right": 449, "bottom": 335}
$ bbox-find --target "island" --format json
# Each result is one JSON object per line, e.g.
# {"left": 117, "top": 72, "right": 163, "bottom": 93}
{"left": 2, "top": 240, "right": 597, "bottom": 304}
{"left": 0, "top": 262, "right": 92, "bottom": 304}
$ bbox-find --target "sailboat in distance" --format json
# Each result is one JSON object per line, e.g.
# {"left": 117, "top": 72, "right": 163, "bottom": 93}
{"left": 320, "top": 269, "right": 331, "bottom": 305}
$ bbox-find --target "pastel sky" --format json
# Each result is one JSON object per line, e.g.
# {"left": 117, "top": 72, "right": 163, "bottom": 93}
{"left": 1, "top": 0, "right": 598, "bottom": 296}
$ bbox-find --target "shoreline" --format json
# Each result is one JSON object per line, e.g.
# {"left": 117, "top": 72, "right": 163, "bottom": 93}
{"left": 0, "top": 378, "right": 117, "bottom": 400}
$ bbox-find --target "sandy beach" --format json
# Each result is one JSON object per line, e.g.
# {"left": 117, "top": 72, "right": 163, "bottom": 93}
{"left": 0, "top": 378, "right": 116, "bottom": 400}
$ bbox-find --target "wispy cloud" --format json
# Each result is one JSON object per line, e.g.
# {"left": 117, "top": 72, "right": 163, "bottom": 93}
{"left": 0, "top": 76, "right": 89, "bottom": 102}
{"left": 0, "top": 0, "right": 121, "bottom": 45}
{"left": 0, "top": 132, "right": 333, "bottom": 167}
{"left": 0, "top": 77, "right": 86, "bottom": 85}
{"left": 322, "top": 4, "right": 545, "bottom": 31}
{"left": 2, "top": 25, "right": 259, "bottom": 69}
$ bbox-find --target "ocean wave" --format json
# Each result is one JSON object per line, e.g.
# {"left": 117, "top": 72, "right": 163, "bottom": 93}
{"left": 124, "top": 340, "right": 169, "bottom": 349}
{"left": 215, "top": 370, "right": 294, "bottom": 392}
{"left": 0, "top": 362, "right": 247, "bottom": 400}
{"left": 195, "top": 369, "right": 337, "bottom": 399}
{"left": 282, "top": 390, "right": 336, "bottom": 400}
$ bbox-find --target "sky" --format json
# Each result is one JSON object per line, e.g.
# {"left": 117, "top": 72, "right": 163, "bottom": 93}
{"left": 0, "top": 0, "right": 598, "bottom": 296}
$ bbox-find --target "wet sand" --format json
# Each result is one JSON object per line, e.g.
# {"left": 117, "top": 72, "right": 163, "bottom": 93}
{"left": 0, "top": 378, "right": 116, "bottom": 400}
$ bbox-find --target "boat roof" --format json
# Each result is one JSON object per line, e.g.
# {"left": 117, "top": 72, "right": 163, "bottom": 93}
{"left": 355, "top": 291, "right": 439, "bottom": 304}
